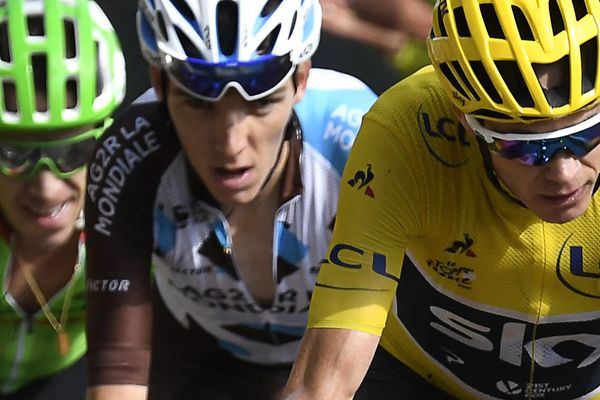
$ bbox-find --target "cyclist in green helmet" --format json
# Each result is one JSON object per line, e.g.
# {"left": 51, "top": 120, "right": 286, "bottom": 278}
{"left": 0, "top": 1, "right": 124, "bottom": 399}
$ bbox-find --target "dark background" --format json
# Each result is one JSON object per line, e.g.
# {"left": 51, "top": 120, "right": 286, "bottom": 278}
{"left": 95, "top": 0, "right": 402, "bottom": 109}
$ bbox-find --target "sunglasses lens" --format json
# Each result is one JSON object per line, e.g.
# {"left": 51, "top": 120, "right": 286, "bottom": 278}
{"left": 486, "top": 127, "right": 600, "bottom": 166}
{"left": 0, "top": 145, "right": 37, "bottom": 176}
{"left": 467, "top": 112, "right": 600, "bottom": 165}
{"left": 165, "top": 54, "right": 294, "bottom": 100}
{"left": 0, "top": 136, "right": 97, "bottom": 178}
{"left": 491, "top": 140, "right": 539, "bottom": 165}
{"left": 44, "top": 137, "right": 97, "bottom": 173}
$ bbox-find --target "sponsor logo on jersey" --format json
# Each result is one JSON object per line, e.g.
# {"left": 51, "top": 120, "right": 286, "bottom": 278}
{"left": 347, "top": 164, "right": 375, "bottom": 198}
{"left": 556, "top": 234, "right": 600, "bottom": 298}
{"left": 327, "top": 242, "right": 397, "bottom": 282}
{"left": 167, "top": 278, "right": 311, "bottom": 315}
{"left": 394, "top": 259, "right": 600, "bottom": 399}
{"left": 496, "top": 380, "right": 522, "bottom": 395}
{"left": 426, "top": 258, "right": 475, "bottom": 288}
{"left": 445, "top": 233, "right": 477, "bottom": 257}
{"left": 88, "top": 116, "right": 162, "bottom": 236}
{"left": 170, "top": 266, "right": 214, "bottom": 275}
{"left": 494, "top": 380, "right": 575, "bottom": 397}
{"left": 87, "top": 278, "right": 131, "bottom": 293}
{"left": 419, "top": 106, "right": 471, "bottom": 167}
{"left": 324, "top": 104, "right": 365, "bottom": 152}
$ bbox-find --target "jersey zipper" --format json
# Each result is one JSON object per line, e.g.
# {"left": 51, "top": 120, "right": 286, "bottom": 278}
{"left": 213, "top": 197, "right": 299, "bottom": 314}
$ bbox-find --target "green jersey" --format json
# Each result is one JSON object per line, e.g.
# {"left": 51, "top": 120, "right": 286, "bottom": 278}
{"left": 0, "top": 228, "right": 87, "bottom": 394}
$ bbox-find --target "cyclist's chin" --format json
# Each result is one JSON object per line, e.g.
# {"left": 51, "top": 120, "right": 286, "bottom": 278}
{"left": 19, "top": 204, "right": 80, "bottom": 244}
{"left": 207, "top": 180, "right": 263, "bottom": 207}
{"left": 213, "top": 188, "right": 261, "bottom": 208}
{"left": 529, "top": 196, "right": 591, "bottom": 224}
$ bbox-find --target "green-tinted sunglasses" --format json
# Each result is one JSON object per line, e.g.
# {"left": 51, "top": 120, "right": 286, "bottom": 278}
{"left": 0, "top": 119, "right": 110, "bottom": 179}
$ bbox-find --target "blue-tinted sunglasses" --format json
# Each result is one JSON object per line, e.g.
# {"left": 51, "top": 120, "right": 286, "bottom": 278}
{"left": 464, "top": 113, "right": 600, "bottom": 166}
{"left": 163, "top": 53, "right": 295, "bottom": 101}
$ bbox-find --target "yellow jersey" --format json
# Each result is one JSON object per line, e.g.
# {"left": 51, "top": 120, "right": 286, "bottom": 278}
{"left": 308, "top": 66, "right": 600, "bottom": 400}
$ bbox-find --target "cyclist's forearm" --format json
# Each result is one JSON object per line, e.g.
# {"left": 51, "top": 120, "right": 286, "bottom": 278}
{"left": 282, "top": 328, "right": 379, "bottom": 399}
{"left": 87, "top": 384, "right": 147, "bottom": 400}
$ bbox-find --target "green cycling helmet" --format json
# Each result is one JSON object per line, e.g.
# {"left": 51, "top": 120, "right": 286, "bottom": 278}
{"left": 0, "top": 0, "right": 125, "bottom": 131}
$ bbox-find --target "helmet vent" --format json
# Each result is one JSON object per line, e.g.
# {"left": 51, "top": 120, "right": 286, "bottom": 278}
{"left": 261, "top": 0, "right": 283, "bottom": 18}
{"left": 93, "top": 40, "right": 103, "bottom": 99}
{"left": 439, "top": 62, "right": 470, "bottom": 99}
{"left": 0, "top": 22, "right": 10, "bottom": 62}
{"left": 2, "top": 80, "right": 16, "bottom": 112}
{"left": 549, "top": 0, "right": 565, "bottom": 35}
{"left": 479, "top": 4, "right": 504, "bottom": 39}
{"left": 258, "top": 25, "right": 281, "bottom": 55}
{"left": 31, "top": 54, "right": 48, "bottom": 112}
{"left": 453, "top": 7, "right": 470, "bottom": 37}
{"left": 452, "top": 61, "right": 480, "bottom": 100}
{"left": 174, "top": 26, "right": 202, "bottom": 58}
{"left": 472, "top": 109, "right": 512, "bottom": 119}
{"left": 156, "top": 11, "right": 168, "bottom": 41}
{"left": 288, "top": 11, "right": 297, "bottom": 40}
{"left": 436, "top": 2, "right": 447, "bottom": 37}
{"left": 171, "top": 0, "right": 195, "bottom": 22}
{"left": 573, "top": 0, "right": 588, "bottom": 21}
{"left": 496, "top": 60, "right": 535, "bottom": 107}
{"left": 512, "top": 6, "right": 534, "bottom": 40}
{"left": 26, "top": 15, "right": 44, "bottom": 36}
{"left": 217, "top": 0, "right": 238, "bottom": 56}
{"left": 580, "top": 38, "right": 597, "bottom": 94}
{"left": 533, "top": 57, "right": 570, "bottom": 107}
{"left": 470, "top": 61, "right": 502, "bottom": 104}
{"left": 66, "top": 78, "right": 78, "bottom": 109}
{"left": 63, "top": 19, "right": 77, "bottom": 59}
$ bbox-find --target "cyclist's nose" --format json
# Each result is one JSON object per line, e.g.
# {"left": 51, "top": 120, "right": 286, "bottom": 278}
{"left": 543, "top": 150, "right": 580, "bottom": 183}
{"left": 26, "top": 167, "right": 68, "bottom": 197}
{"left": 214, "top": 110, "right": 249, "bottom": 157}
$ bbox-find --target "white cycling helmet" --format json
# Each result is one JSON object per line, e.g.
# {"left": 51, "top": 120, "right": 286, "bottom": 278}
{"left": 136, "top": 0, "right": 322, "bottom": 101}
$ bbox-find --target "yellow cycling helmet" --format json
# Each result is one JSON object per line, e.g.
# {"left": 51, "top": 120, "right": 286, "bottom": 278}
{"left": 427, "top": 0, "right": 600, "bottom": 122}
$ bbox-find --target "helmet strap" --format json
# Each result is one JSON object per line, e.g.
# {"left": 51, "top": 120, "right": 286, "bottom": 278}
{"left": 476, "top": 136, "right": 524, "bottom": 207}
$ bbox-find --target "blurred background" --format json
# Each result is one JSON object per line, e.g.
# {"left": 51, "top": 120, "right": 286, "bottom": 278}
{"left": 95, "top": 0, "right": 433, "bottom": 108}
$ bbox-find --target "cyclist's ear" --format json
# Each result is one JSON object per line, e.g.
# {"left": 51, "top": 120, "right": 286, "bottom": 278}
{"left": 293, "top": 61, "right": 311, "bottom": 105}
{"left": 149, "top": 66, "right": 164, "bottom": 100}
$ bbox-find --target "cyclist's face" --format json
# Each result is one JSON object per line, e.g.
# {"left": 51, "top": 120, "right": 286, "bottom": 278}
{"left": 165, "top": 66, "right": 308, "bottom": 207}
{"left": 0, "top": 128, "right": 89, "bottom": 250}
{"left": 485, "top": 104, "right": 600, "bottom": 223}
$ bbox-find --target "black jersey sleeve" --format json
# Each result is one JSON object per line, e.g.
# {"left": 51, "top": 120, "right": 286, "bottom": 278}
{"left": 84, "top": 101, "right": 180, "bottom": 386}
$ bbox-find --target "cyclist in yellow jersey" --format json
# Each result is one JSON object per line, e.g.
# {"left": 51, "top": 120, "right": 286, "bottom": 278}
{"left": 282, "top": 0, "right": 600, "bottom": 399}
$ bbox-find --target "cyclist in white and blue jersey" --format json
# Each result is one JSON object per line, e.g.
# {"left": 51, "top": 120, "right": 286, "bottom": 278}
{"left": 84, "top": 1, "right": 377, "bottom": 399}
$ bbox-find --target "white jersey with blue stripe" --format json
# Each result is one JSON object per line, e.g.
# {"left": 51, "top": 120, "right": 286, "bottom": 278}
{"left": 84, "top": 68, "right": 378, "bottom": 379}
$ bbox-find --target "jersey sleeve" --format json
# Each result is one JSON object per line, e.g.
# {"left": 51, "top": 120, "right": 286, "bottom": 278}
{"left": 84, "top": 103, "right": 177, "bottom": 386}
{"left": 308, "top": 87, "right": 427, "bottom": 336}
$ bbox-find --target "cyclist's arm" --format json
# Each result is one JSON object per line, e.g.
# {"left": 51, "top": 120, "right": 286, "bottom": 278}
{"left": 282, "top": 328, "right": 379, "bottom": 399}
{"left": 84, "top": 104, "right": 172, "bottom": 391}
{"left": 87, "top": 384, "right": 147, "bottom": 400}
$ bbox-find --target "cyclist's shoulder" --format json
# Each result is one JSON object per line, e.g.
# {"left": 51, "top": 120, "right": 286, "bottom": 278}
{"left": 92, "top": 88, "right": 178, "bottom": 165}
{"left": 294, "top": 69, "right": 377, "bottom": 172}
{"left": 304, "top": 68, "right": 376, "bottom": 95}
{"left": 365, "top": 66, "right": 460, "bottom": 141}
{"left": 297, "top": 68, "right": 377, "bottom": 113}
{"left": 104, "top": 88, "right": 171, "bottom": 139}
{"left": 368, "top": 65, "right": 453, "bottom": 130}
{"left": 86, "top": 88, "right": 180, "bottom": 220}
